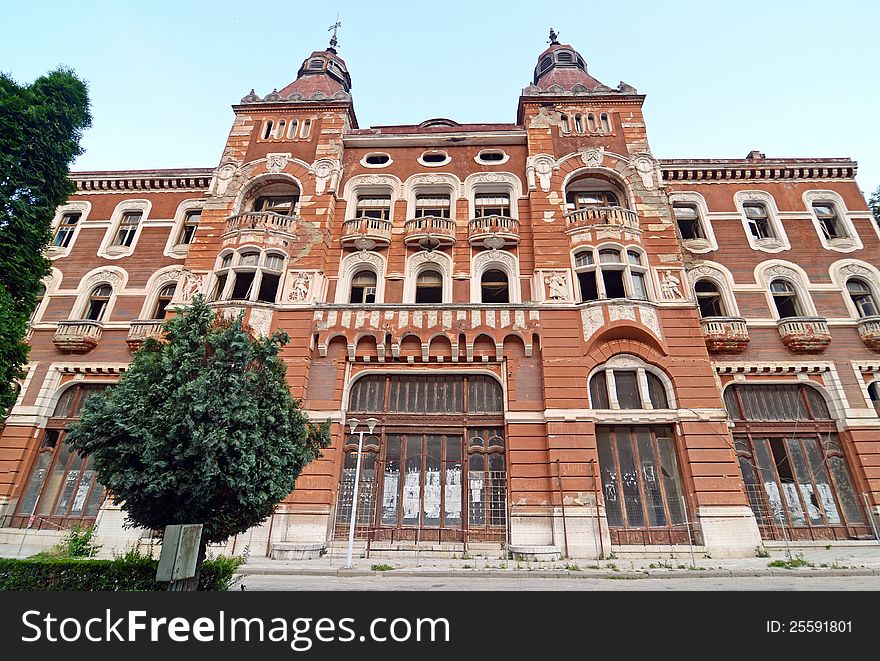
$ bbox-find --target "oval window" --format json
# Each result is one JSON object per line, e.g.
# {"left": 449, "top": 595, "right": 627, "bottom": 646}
{"left": 476, "top": 149, "right": 508, "bottom": 164}
{"left": 363, "top": 152, "right": 391, "bottom": 167}
{"left": 419, "top": 151, "right": 450, "bottom": 166}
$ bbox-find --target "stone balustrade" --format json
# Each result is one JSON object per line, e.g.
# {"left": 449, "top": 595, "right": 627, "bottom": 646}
{"left": 126, "top": 319, "right": 166, "bottom": 350}
{"left": 776, "top": 316, "right": 831, "bottom": 353}
{"left": 53, "top": 320, "right": 103, "bottom": 354}
{"left": 468, "top": 215, "right": 520, "bottom": 247}
{"left": 700, "top": 317, "right": 749, "bottom": 353}
{"left": 856, "top": 315, "right": 880, "bottom": 352}
{"left": 404, "top": 216, "right": 457, "bottom": 248}
{"left": 340, "top": 217, "right": 393, "bottom": 248}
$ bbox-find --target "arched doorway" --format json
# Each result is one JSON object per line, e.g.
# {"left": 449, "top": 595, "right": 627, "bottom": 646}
{"left": 335, "top": 373, "right": 507, "bottom": 543}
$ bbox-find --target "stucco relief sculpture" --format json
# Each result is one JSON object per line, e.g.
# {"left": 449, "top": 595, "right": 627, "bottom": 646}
{"left": 526, "top": 155, "right": 555, "bottom": 192}
{"left": 311, "top": 158, "right": 341, "bottom": 196}
{"left": 179, "top": 271, "right": 205, "bottom": 303}
{"left": 289, "top": 272, "right": 312, "bottom": 302}
{"left": 545, "top": 272, "right": 568, "bottom": 301}
{"left": 266, "top": 153, "right": 291, "bottom": 173}
{"left": 659, "top": 270, "right": 684, "bottom": 301}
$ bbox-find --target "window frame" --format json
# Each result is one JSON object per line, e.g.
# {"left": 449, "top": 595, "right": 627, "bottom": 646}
{"left": 99, "top": 200, "right": 151, "bottom": 259}
{"left": 735, "top": 191, "right": 789, "bottom": 253}
{"left": 804, "top": 191, "right": 862, "bottom": 252}
{"left": 211, "top": 248, "right": 287, "bottom": 304}
{"left": 572, "top": 245, "right": 650, "bottom": 302}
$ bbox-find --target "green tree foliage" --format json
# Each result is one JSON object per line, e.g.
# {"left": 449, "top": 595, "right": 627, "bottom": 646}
{"left": 66, "top": 297, "right": 331, "bottom": 548}
{"left": 0, "top": 68, "right": 91, "bottom": 416}
{"left": 869, "top": 185, "right": 880, "bottom": 228}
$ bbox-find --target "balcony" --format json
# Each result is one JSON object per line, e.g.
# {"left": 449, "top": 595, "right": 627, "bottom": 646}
{"left": 564, "top": 205, "right": 639, "bottom": 231}
{"left": 126, "top": 319, "right": 166, "bottom": 350}
{"left": 700, "top": 316, "right": 749, "bottom": 353}
{"left": 404, "top": 216, "right": 456, "bottom": 249}
{"left": 53, "top": 320, "right": 103, "bottom": 354}
{"left": 226, "top": 211, "right": 297, "bottom": 234}
{"left": 468, "top": 215, "right": 520, "bottom": 248}
{"left": 340, "top": 217, "right": 392, "bottom": 249}
{"left": 777, "top": 317, "right": 831, "bottom": 353}
{"left": 856, "top": 315, "right": 880, "bottom": 352}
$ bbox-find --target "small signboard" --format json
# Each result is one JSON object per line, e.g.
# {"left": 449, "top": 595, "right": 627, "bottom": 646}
{"left": 156, "top": 524, "right": 203, "bottom": 582}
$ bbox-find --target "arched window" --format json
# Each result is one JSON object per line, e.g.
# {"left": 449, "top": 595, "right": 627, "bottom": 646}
{"left": 287, "top": 119, "right": 299, "bottom": 139}
{"left": 574, "top": 114, "right": 583, "bottom": 133}
{"left": 252, "top": 183, "right": 299, "bottom": 215}
{"left": 573, "top": 247, "right": 647, "bottom": 302}
{"left": 178, "top": 210, "right": 200, "bottom": 246}
{"left": 673, "top": 203, "right": 705, "bottom": 240}
{"left": 274, "top": 119, "right": 286, "bottom": 139}
{"left": 84, "top": 285, "right": 112, "bottom": 321}
{"left": 300, "top": 119, "right": 311, "bottom": 139}
{"left": 13, "top": 383, "right": 111, "bottom": 528}
{"left": 694, "top": 280, "right": 725, "bottom": 317}
{"left": 770, "top": 279, "right": 802, "bottom": 318}
{"left": 213, "top": 249, "right": 286, "bottom": 303}
{"left": 153, "top": 284, "right": 176, "bottom": 319}
{"left": 587, "top": 113, "right": 597, "bottom": 132}
{"left": 557, "top": 51, "right": 574, "bottom": 63}
{"left": 724, "top": 383, "right": 867, "bottom": 539}
{"left": 847, "top": 279, "right": 878, "bottom": 318}
{"left": 262, "top": 120, "right": 274, "bottom": 140}
{"left": 600, "top": 113, "right": 611, "bottom": 132}
{"left": 481, "top": 269, "right": 509, "bottom": 303}
{"left": 743, "top": 202, "right": 776, "bottom": 241}
{"left": 350, "top": 270, "right": 377, "bottom": 304}
{"left": 589, "top": 366, "right": 670, "bottom": 410}
{"left": 415, "top": 270, "right": 443, "bottom": 304}
{"left": 566, "top": 189, "right": 619, "bottom": 212}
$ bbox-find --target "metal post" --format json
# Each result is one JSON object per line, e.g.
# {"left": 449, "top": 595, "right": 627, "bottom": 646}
{"left": 555, "top": 459, "right": 569, "bottom": 560}
{"left": 590, "top": 459, "right": 605, "bottom": 559}
{"left": 345, "top": 430, "right": 364, "bottom": 569}
{"left": 863, "top": 493, "right": 880, "bottom": 545}
{"left": 681, "top": 496, "right": 696, "bottom": 569}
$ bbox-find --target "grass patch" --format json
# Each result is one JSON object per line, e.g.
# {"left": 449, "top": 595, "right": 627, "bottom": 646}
{"left": 768, "top": 554, "right": 813, "bottom": 569}
{"left": 370, "top": 563, "right": 395, "bottom": 572}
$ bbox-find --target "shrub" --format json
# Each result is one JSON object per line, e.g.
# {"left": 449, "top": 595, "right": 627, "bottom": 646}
{"left": 0, "top": 553, "right": 243, "bottom": 591}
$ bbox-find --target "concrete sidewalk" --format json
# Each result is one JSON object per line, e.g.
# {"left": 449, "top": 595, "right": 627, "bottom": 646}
{"left": 235, "top": 544, "right": 880, "bottom": 580}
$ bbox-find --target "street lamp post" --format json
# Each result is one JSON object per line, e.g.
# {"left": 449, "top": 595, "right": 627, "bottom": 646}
{"left": 345, "top": 416, "right": 379, "bottom": 568}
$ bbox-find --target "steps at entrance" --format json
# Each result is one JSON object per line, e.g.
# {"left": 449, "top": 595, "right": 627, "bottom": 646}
{"left": 327, "top": 540, "right": 505, "bottom": 559}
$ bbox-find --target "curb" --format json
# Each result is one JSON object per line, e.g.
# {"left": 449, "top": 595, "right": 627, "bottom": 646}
{"left": 236, "top": 567, "right": 880, "bottom": 580}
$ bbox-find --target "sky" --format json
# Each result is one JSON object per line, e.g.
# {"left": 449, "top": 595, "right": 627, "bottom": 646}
{"left": 3, "top": 1, "right": 879, "bottom": 196}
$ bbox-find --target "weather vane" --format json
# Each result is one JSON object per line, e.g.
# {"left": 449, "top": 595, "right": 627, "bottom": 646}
{"left": 548, "top": 28, "right": 559, "bottom": 44}
{"left": 329, "top": 13, "right": 342, "bottom": 50}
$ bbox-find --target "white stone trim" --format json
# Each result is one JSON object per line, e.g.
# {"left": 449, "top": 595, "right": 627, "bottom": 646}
{"left": 233, "top": 169, "right": 306, "bottom": 215}
{"left": 470, "top": 249, "right": 521, "bottom": 303}
{"left": 162, "top": 198, "right": 204, "bottom": 258}
{"left": 734, "top": 190, "right": 790, "bottom": 253}
{"left": 755, "top": 260, "right": 818, "bottom": 318}
{"left": 403, "top": 172, "right": 463, "bottom": 220}
{"left": 403, "top": 250, "right": 453, "bottom": 304}
{"left": 29, "top": 268, "right": 64, "bottom": 325}
{"left": 803, "top": 189, "right": 863, "bottom": 252}
{"left": 686, "top": 261, "right": 741, "bottom": 317}
{"left": 828, "top": 259, "right": 880, "bottom": 320}
{"left": 138, "top": 266, "right": 186, "bottom": 319}
{"left": 718, "top": 368, "right": 848, "bottom": 422}
{"left": 68, "top": 266, "right": 129, "bottom": 321}
{"left": 45, "top": 200, "right": 91, "bottom": 260}
{"left": 97, "top": 199, "right": 152, "bottom": 259}
{"left": 668, "top": 190, "right": 718, "bottom": 253}
{"left": 417, "top": 150, "right": 451, "bottom": 167}
{"left": 334, "top": 251, "right": 387, "bottom": 304}
{"left": 359, "top": 152, "right": 393, "bottom": 169}
{"left": 341, "top": 173, "right": 404, "bottom": 221}
{"left": 587, "top": 353, "right": 677, "bottom": 410}
{"left": 474, "top": 149, "right": 510, "bottom": 166}
{"left": 463, "top": 172, "right": 524, "bottom": 219}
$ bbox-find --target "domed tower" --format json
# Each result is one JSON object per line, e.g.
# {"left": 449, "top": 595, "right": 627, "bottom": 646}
{"left": 531, "top": 28, "right": 606, "bottom": 93}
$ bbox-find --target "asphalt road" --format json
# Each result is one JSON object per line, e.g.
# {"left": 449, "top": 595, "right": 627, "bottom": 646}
{"left": 237, "top": 574, "right": 880, "bottom": 591}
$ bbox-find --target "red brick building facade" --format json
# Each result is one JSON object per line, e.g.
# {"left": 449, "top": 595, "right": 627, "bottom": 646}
{"left": 3, "top": 33, "right": 879, "bottom": 558}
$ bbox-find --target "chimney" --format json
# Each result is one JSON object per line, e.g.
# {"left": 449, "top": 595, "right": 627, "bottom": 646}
{"left": 746, "top": 150, "right": 766, "bottom": 160}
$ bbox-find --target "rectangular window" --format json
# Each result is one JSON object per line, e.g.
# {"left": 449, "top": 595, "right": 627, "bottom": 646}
{"left": 474, "top": 194, "right": 510, "bottom": 217}
{"left": 630, "top": 272, "right": 647, "bottom": 300}
{"left": 230, "top": 272, "right": 254, "bottom": 300}
{"left": 257, "top": 273, "right": 280, "bottom": 303}
{"left": 578, "top": 271, "right": 599, "bottom": 302}
{"left": 53, "top": 212, "right": 81, "bottom": 247}
{"left": 565, "top": 190, "right": 619, "bottom": 210}
{"left": 673, "top": 204, "right": 704, "bottom": 240}
{"left": 743, "top": 203, "right": 775, "bottom": 240}
{"left": 212, "top": 273, "right": 228, "bottom": 301}
{"left": 813, "top": 203, "right": 846, "bottom": 240}
{"left": 180, "top": 210, "right": 200, "bottom": 244}
{"left": 415, "top": 195, "right": 451, "bottom": 218}
{"left": 602, "top": 269, "right": 626, "bottom": 298}
{"left": 356, "top": 195, "right": 392, "bottom": 220}
{"left": 614, "top": 371, "right": 642, "bottom": 409}
{"left": 254, "top": 196, "right": 297, "bottom": 215}
{"left": 112, "top": 211, "right": 142, "bottom": 247}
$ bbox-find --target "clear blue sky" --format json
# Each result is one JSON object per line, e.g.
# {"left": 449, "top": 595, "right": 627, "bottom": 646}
{"left": 3, "top": 1, "right": 879, "bottom": 196}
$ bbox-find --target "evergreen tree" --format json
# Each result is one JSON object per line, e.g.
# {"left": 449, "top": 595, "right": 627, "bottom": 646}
{"left": 66, "top": 297, "right": 330, "bottom": 582}
{"left": 0, "top": 68, "right": 91, "bottom": 416}
{"left": 869, "top": 184, "right": 880, "bottom": 229}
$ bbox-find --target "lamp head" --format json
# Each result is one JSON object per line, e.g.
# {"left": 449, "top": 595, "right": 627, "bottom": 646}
{"left": 346, "top": 417, "right": 360, "bottom": 434}
{"left": 365, "top": 417, "right": 379, "bottom": 434}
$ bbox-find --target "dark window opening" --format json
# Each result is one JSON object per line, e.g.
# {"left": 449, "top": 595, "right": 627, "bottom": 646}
{"left": 356, "top": 195, "right": 392, "bottom": 220}
{"left": 695, "top": 280, "right": 725, "bottom": 317}
{"left": 578, "top": 271, "right": 599, "bottom": 302}
{"left": 365, "top": 153, "right": 390, "bottom": 165}
{"left": 153, "top": 284, "right": 176, "bottom": 319}
{"left": 479, "top": 151, "right": 505, "bottom": 162}
{"left": 85, "top": 285, "right": 111, "bottom": 321}
{"left": 422, "top": 152, "right": 447, "bottom": 163}
{"left": 673, "top": 204, "right": 704, "bottom": 240}
{"left": 415, "top": 194, "right": 451, "bottom": 218}
{"left": 770, "top": 279, "right": 801, "bottom": 318}
{"left": 589, "top": 371, "right": 609, "bottom": 408}
{"left": 53, "top": 212, "right": 81, "bottom": 247}
{"left": 258, "top": 274, "right": 280, "bottom": 303}
{"left": 744, "top": 203, "right": 775, "bottom": 240}
{"left": 350, "top": 270, "right": 377, "bottom": 304}
{"left": 475, "top": 194, "right": 510, "bottom": 217}
{"left": 415, "top": 270, "right": 443, "bottom": 304}
{"left": 230, "top": 272, "right": 255, "bottom": 300}
{"left": 481, "top": 269, "right": 509, "bottom": 303}
{"left": 847, "top": 279, "right": 878, "bottom": 317}
{"left": 254, "top": 196, "right": 298, "bottom": 215}
{"left": 602, "top": 270, "right": 626, "bottom": 298}
{"left": 813, "top": 203, "right": 845, "bottom": 240}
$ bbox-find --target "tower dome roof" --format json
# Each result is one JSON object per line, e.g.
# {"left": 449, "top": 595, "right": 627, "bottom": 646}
{"left": 275, "top": 47, "right": 353, "bottom": 101}
{"left": 532, "top": 29, "right": 604, "bottom": 92}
